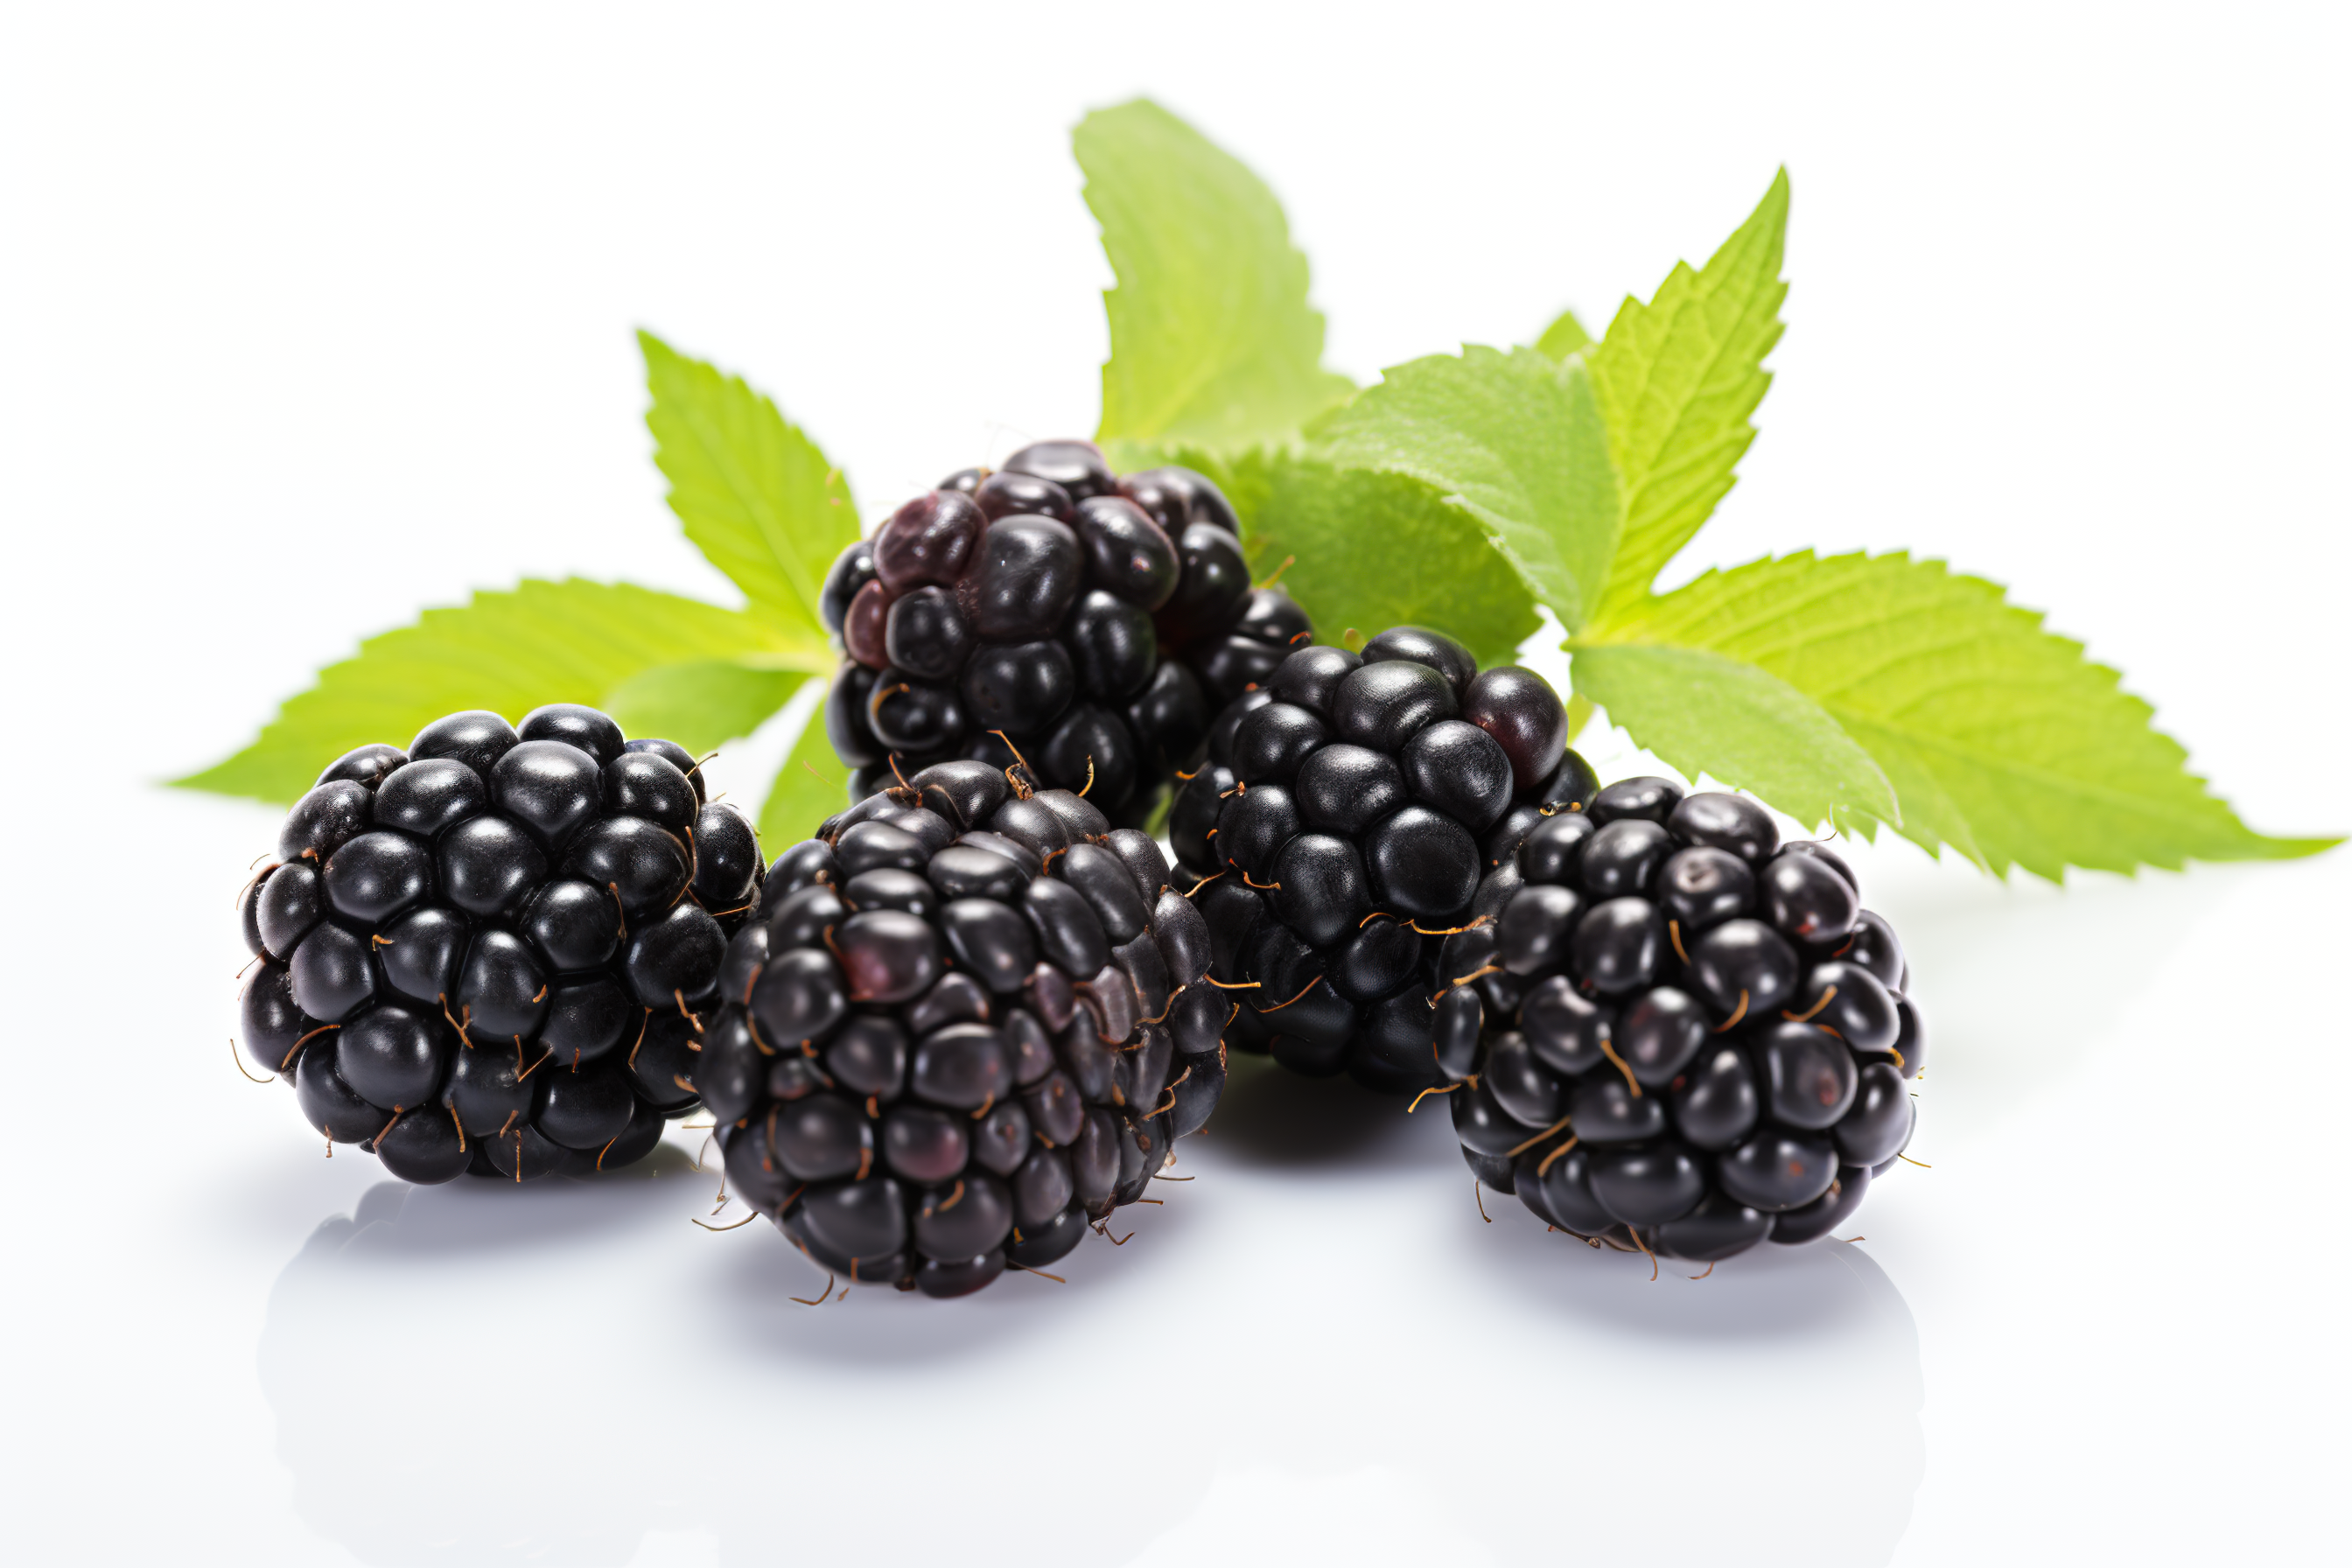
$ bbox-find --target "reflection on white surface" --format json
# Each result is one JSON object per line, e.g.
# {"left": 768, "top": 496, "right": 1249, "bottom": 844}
{"left": 256, "top": 1063, "right": 1921, "bottom": 1568}
{"left": 259, "top": 1155, "right": 711, "bottom": 1567}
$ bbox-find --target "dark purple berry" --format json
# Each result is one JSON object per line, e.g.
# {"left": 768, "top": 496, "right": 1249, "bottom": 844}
{"left": 317, "top": 742, "right": 407, "bottom": 790}
{"left": 1267, "top": 645, "right": 1361, "bottom": 717}
{"left": 374, "top": 758, "right": 488, "bottom": 837}
{"left": 1295, "top": 746, "right": 1408, "bottom": 836}
{"left": 1670, "top": 1042, "right": 1760, "bottom": 1151}
{"left": 1587, "top": 775, "right": 1684, "bottom": 825}
{"left": 1777, "top": 839, "right": 1857, "bottom": 890}
{"left": 1760, "top": 850, "right": 1860, "bottom": 942}
{"left": 1570, "top": 896, "right": 1662, "bottom": 995}
{"left": 1529, "top": 749, "right": 1601, "bottom": 816}
{"left": 518, "top": 704, "right": 625, "bottom": 766}
{"left": 1615, "top": 987, "right": 1709, "bottom": 1088}
{"left": 1578, "top": 818, "right": 1672, "bottom": 899}
{"left": 1333, "top": 660, "right": 1457, "bottom": 751}
{"left": 1403, "top": 720, "right": 1515, "bottom": 832}
{"left": 1156, "top": 524, "right": 1254, "bottom": 648}
{"left": 321, "top": 831, "right": 432, "bottom": 926}
{"left": 1656, "top": 846, "right": 1754, "bottom": 933}
{"left": 1684, "top": 918, "right": 1800, "bottom": 1019}
{"left": 885, "top": 585, "right": 975, "bottom": 682}
{"left": 843, "top": 578, "right": 892, "bottom": 669}
{"left": 1718, "top": 1130, "right": 1839, "bottom": 1212}
{"left": 1517, "top": 812, "right": 1597, "bottom": 886}
{"left": 1364, "top": 806, "right": 1480, "bottom": 920}
{"left": 278, "top": 780, "right": 373, "bottom": 864}
{"left": 290, "top": 920, "right": 375, "bottom": 1022}
{"left": 1071, "top": 495, "right": 1180, "bottom": 610}
{"left": 439, "top": 815, "right": 548, "bottom": 919}
{"left": 974, "top": 469, "right": 1074, "bottom": 522}
{"left": 1587, "top": 1142, "right": 1706, "bottom": 1226}
{"left": 1667, "top": 791, "right": 1777, "bottom": 861}
{"left": 1359, "top": 625, "right": 1475, "bottom": 695}
{"left": 1446, "top": 784, "right": 1924, "bottom": 1264}
{"left": 962, "top": 515, "right": 1083, "bottom": 640}
{"left": 1460, "top": 666, "right": 1567, "bottom": 790}
{"left": 1770, "top": 1164, "right": 1871, "bottom": 1245}
{"left": 1001, "top": 439, "right": 1114, "bottom": 500}
{"left": 1064, "top": 590, "right": 1158, "bottom": 700}
{"left": 244, "top": 708, "right": 725, "bottom": 1180}
{"left": 874, "top": 490, "right": 987, "bottom": 591}
{"left": 1834, "top": 1062, "right": 1914, "bottom": 1166}
{"left": 1656, "top": 1190, "right": 1775, "bottom": 1261}
{"left": 407, "top": 710, "right": 519, "bottom": 783}
{"left": 820, "top": 538, "right": 877, "bottom": 634}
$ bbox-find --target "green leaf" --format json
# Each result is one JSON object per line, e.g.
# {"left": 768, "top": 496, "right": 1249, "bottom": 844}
{"left": 1077, "top": 99, "right": 1354, "bottom": 455}
{"left": 1312, "top": 346, "right": 1622, "bottom": 632}
{"left": 176, "top": 578, "right": 817, "bottom": 805}
{"left": 758, "top": 697, "right": 851, "bottom": 850}
{"left": 604, "top": 660, "right": 813, "bottom": 757}
{"left": 1243, "top": 458, "right": 1539, "bottom": 667}
{"left": 640, "top": 330, "right": 859, "bottom": 636}
{"left": 1586, "top": 169, "right": 1788, "bottom": 629}
{"left": 1534, "top": 308, "right": 1592, "bottom": 360}
{"left": 1568, "top": 643, "right": 1896, "bottom": 830}
{"left": 1578, "top": 550, "right": 2339, "bottom": 878}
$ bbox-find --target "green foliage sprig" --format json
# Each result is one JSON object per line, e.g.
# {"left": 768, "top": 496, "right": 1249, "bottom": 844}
{"left": 183, "top": 100, "right": 2334, "bottom": 878}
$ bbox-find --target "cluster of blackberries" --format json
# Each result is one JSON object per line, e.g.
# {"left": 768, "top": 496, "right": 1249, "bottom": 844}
{"left": 818, "top": 441, "right": 1308, "bottom": 822}
{"left": 237, "top": 705, "right": 752, "bottom": 1182}
{"left": 693, "top": 760, "right": 1224, "bottom": 1298}
{"left": 1167, "top": 628, "right": 1600, "bottom": 1094}
{"left": 234, "top": 613, "right": 1922, "bottom": 1288}
{"left": 1438, "top": 778, "right": 1926, "bottom": 1261}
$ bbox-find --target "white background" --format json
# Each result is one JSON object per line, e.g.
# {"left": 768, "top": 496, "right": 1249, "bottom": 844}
{"left": 3, "top": 4, "right": 2347, "bottom": 1565}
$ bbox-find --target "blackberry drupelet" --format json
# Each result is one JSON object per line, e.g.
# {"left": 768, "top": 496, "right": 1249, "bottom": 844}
{"left": 1167, "top": 629, "right": 1600, "bottom": 1094}
{"left": 1438, "top": 777, "right": 1926, "bottom": 1264}
{"left": 817, "top": 441, "right": 1308, "bottom": 825}
{"left": 235, "top": 705, "right": 753, "bottom": 1183}
{"left": 697, "top": 758, "right": 1224, "bottom": 1298}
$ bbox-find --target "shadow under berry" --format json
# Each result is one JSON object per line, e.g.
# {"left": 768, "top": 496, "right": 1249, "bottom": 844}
{"left": 1439, "top": 1195, "right": 1926, "bottom": 1565}
{"left": 1187, "top": 1054, "right": 1459, "bottom": 1174}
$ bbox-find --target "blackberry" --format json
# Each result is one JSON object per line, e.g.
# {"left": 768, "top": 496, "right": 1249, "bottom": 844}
{"left": 696, "top": 758, "right": 1224, "bottom": 1298}
{"left": 1437, "top": 776, "right": 1925, "bottom": 1264}
{"left": 1168, "top": 629, "right": 1600, "bottom": 1094}
{"left": 818, "top": 442, "right": 1308, "bottom": 823}
{"left": 235, "top": 706, "right": 753, "bottom": 1183}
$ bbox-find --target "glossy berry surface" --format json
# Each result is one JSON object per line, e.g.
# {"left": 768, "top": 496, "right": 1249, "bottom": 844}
{"left": 817, "top": 442, "right": 1306, "bottom": 824}
{"left": 704, "top": 760, "right": 1225, "bottom": 1298}
{"left": 1438, "top": 781, "right": 1924, "bottom": 1265}
{"left": 238, "top": 704, "right": 744, "bottom": 1185}
{"left": 1173, "top": 630, "right": 1599, "bottom": 1095}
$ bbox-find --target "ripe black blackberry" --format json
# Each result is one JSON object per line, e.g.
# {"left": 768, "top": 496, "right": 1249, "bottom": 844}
{"left": 1436, "top": 777, "right": 1926, "bottom": 1263}
{"left": 1168, "top": 628, "right": 1599, "bottom": 1094}
{"left": 817, "top": 441, "right": 1309, "bottom": 824}
{"left": 235, "top": 705, "right": 755, "bottom": 1183}
{"left": 696, "top": 759, "right": 1224, "bottom": 1298}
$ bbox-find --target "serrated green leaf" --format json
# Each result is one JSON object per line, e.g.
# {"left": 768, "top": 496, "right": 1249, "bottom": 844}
{"left": 1534, "top": 308, "right": 1592, "bottom": 360}
{"left": 604, "top": 660, "right": 812, "bottom": 757}
{"left": 759, "top": 698, "right": 850, "bottom": 850}
{"left": 640, "top": 331, "right": 859, "bottom": 635}
{"left": 1077, "top": 99, "right": 1354, "bottom": 454}
{"left": 1587, "top": 170, "right": 1788, "bottom": 629}
{"left": 1243, "top": 458, "right": 1538, "bottom": 667}
{"left": 176, "top": 579, "right": 816, "bottom": 805}
{"left": 1579, "top": 550, "right": 2338, "bottom": 878}
{"left": 1568, "top": 643, "right": 1896, "bottom": 830}
{"left": 1312, "top": 346, "right": 1622, "bottom": 632}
